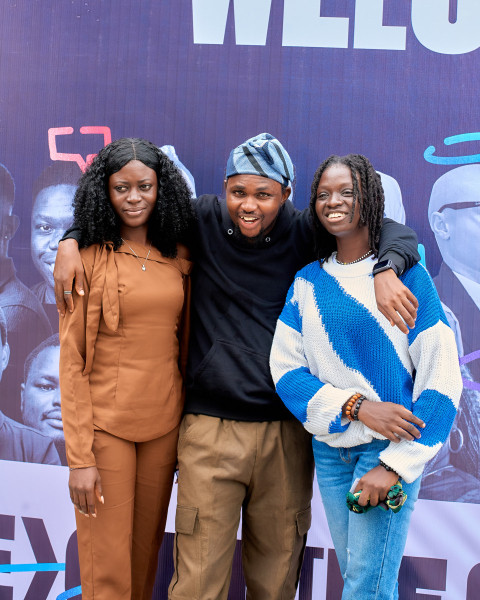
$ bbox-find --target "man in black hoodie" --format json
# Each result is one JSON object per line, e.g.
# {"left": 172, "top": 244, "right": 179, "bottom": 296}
{"left": 55, "top": 134, "right": 420, "bottom": 599}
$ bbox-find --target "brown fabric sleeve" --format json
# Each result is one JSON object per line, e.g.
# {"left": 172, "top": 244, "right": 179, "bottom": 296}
{"left": 59, "top": 247, "right": 97, "bottom": 468}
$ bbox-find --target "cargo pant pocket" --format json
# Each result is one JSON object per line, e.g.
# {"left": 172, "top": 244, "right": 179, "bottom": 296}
{"left": 168, "top": 505, "right": 200, "bottom": 599}
{"left": 281, "top": 505, "right": 312, "bottom": 599}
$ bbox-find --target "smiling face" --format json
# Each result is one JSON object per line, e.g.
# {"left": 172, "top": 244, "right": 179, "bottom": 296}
{"left": 21, "top": 345, "right": 62, "bottom": 442}
{"left": 315, "top": 163, "right": 369, "bottom": 245}
{"left": 31, "top": 185, "right": 75, "bottom": 292}
{"left": 108, "top": 160, "right": 158, "bottom": 242}
{"left": 226, "top": 174, "right": 290, "bottom": 241}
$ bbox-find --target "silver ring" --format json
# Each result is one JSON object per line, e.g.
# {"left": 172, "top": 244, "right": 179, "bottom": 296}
{"left": 63, "top": 291, "right": 73, "bottom": 295}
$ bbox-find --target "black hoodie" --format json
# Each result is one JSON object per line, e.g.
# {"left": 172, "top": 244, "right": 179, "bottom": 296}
{"left": 185, "top": 195, "right": 419, "bottom": 421}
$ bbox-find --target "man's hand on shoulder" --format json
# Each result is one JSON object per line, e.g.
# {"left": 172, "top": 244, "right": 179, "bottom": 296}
{"left": 54, "top": 238, "right": 84, "bottom": 316}
{"left": 373, "top": 268, "right": 418, "bottom": 334}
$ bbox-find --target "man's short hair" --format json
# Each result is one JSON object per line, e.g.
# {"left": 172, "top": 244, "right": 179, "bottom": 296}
{"left": 24, "top": 334, "right": 60, "bottom": 382}
{"left": 32, "top": 162, "right": 81, "bottom": 202}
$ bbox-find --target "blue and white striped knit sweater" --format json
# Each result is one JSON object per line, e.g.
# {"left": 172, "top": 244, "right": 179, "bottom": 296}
{"left": 270, "top": 255, "right": 463, "bottom": 483}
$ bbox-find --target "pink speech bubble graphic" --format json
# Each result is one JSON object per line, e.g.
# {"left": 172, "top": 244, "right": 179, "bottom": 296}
{"left": 48, "top": 126, "right": 112, "bottom": 172}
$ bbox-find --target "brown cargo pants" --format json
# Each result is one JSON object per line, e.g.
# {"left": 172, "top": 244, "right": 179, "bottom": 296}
{"left": 168, "top": 414, "right": 314, "bottom": 600}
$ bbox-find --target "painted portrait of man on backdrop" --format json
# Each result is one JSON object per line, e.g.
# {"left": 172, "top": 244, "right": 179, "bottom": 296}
{"left": 21, "top": 334, "right": 65, "bottom": 464}
{"left": 0, "top": 162, "right": 52, "bottom": 422}
{"left": 0, "top": 308, "right": 60, "bottom": 465}
{"left": 428, "top": 164, "right": 480, "bottom": 378}
{"left": 420, "top": 164, "right": 480, "bottom": 502}
{"left": 30, "top": 161, "right": 79, "bottom": 329}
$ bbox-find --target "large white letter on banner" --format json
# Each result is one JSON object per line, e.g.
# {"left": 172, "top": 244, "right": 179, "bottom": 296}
{"left": 412, "top": 0, "right": 480, "bottom": 55}
{"left": 282, "top": 0, "right": 349, "bottom": 48}
{"left": 192, "top": 0, "right": 272, "bottom": 45}
{"left": 353, "top": 0, "right": 406, "bottom": 50}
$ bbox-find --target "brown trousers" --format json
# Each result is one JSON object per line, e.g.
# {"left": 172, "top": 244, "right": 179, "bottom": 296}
{"left": 75, "top": 426, "right": 179, "bottom": 600}
{"left": 168, "top": 415, "right": 314, "bottom": 600}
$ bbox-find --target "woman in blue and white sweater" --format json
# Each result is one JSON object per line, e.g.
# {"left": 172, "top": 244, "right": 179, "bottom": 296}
{"left": 270, "top": 154, "right": 462, "bottom": 600}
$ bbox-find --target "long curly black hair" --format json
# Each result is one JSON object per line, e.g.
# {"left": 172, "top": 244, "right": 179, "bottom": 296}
{"left": 309, "top": 154, "right": 384, "bottom": 262}
{"left": 73, "top": 138, "right": 196, "bottom": 257}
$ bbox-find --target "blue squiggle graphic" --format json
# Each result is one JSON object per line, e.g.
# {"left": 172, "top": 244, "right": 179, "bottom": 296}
{"left": 424, "top": 132, "right": 480, "bottom": 165}
{"left": 0, "top": 563, "right": 80, "bottom": 599}
{"left": 56, "top": 586, "right": 82, "bottom": 599}
{"left": 0, "top": 562, "right": 65, "bottom": 573}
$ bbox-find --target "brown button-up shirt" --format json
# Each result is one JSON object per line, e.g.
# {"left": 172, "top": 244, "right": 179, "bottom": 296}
{"left": 59, "top": 241, "right": 191, "bottom": 468}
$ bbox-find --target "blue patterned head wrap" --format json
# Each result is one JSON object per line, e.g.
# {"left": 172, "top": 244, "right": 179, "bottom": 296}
{"left": 225, "top": 133, "right": 294, "bottom": 188}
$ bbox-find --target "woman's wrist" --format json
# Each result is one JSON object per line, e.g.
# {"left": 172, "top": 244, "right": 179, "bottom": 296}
{"left": 344, "top": 393, "right": 362, "bottom": 420}
{"left": 344, "top": 393, "right": 367, "bottom": 422}
{"left": 379, "top": 460, "right": 399, "bottom": 477}
{"left": 352, "top": 395, "right": 366, "bottom": 421}
{"left": 69, "top": 465, "right": 94, "bottom": 471}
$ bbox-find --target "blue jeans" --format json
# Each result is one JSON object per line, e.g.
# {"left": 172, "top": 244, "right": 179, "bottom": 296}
{"left": 313, "top": 439, "right": 421, "bottom": 600}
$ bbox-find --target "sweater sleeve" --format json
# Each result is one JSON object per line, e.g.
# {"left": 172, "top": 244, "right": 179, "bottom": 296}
{"left": 378, "top": 218, "right": 420, "bottom": 275}
{"left": 270, "top": 276, "right": 358, "bottom": 436}
{"left": 59, "top": 254, "right": 96, "bottom": 468}
{"left": 379, "top": 264, "right": 463, "bottom": 482}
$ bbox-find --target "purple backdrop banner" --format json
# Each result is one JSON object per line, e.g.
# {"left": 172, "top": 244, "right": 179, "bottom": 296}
{"left": 1, "top": 1, "right": 480, "bottom": 598}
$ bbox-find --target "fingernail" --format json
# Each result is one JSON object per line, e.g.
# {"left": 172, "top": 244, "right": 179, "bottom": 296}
{"left": 79, "top": 290, "right": 84, "bottom": 296}
{"left": 100, "top": 496, "right": 105, "bottom": 504}
{"left": 92, "top": 514, "right": 96, "bottom": 518}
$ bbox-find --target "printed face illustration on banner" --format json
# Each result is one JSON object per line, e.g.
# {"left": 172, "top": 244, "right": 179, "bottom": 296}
{"left": 30, "top": 162, "right": 79, "bottom": 305}
{"left": 428, "top": 164, "right": 480, "bottom": 383}
{"left": 31, "top": 185, "right": 75, "bottom": 304}
{"left": 21, "top": 336, "right": 62, "bottom": 444}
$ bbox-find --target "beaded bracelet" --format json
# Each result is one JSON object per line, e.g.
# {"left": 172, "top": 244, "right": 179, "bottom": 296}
{"left": 379, "top": 460, "right": 398, "bottom": 476}
{"left": 352, "top": 395, "right": 366, "bottom": 421}
{"left": 345, "top": 393, "right": 362, "bottom": 421}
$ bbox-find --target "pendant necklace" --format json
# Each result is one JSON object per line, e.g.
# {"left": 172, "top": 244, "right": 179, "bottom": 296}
{"left": 335, "top": 249, "right": 373, "bottom": 265}
{"left": 121, "top": 238, "right": 153, "bottom": 271}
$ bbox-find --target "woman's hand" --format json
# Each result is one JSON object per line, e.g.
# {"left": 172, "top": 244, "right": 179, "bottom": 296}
{"left": 373, "top": 269, "right": 418, "bottom": 334}
{"left": 69, "top": 466, "right": 104, "bottom": 517}
{"left": 54, "top": 238, "right": 84, "bottom": 316}
{"left": 357, "top": 400, "right": 425, "bottom": 442}
{"left": 355, "top": 465, "right": 399, "bottom": 507}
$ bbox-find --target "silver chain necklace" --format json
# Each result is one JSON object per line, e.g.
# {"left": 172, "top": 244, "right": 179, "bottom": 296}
{"left": 335, "top": 249, "right": 373, "bottom": 265}
{"left": 121, "top": 238, "right": 153, "bottom": 271}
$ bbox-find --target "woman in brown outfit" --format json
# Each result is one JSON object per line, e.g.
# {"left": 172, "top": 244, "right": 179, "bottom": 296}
{"left": 59, "top": 138, "right": 195, "bottom": 599}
